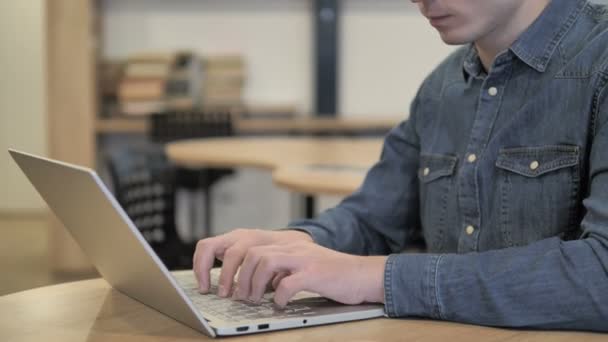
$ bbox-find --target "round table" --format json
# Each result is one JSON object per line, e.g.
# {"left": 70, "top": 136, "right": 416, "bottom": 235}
{"left": 166, "top": 137, "right": 382, "bottom": 173}
{"left": 3, "top": 278, "right": 603, "bottom": 341}
{"left": 272, "top": 164, "right": 370, "bottom": 196}
{"left": 166, "top": 137, "right": 384, "bottom": 217}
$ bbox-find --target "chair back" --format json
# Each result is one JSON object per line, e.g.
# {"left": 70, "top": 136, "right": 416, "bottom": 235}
{"left": 149, "top": 110, "right": 233, "bottom": 143}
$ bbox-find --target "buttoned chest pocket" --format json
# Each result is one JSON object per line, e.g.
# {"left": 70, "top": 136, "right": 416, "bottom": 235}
{"left": 418, "top": 154, "right": 457, "bottom": 252}
{"left": 495, "top": 146, "right": 580, "bottom": 247}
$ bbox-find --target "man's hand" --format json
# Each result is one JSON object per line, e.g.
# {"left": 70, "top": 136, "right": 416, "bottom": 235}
{"left": 193, "top": 229, "right": 313, "bottom": 297}
{"left": 193, "top": 228, "right": 386, "bottom": 307}
{"left": 232, "top": 241, "right": 387, "bottom": 307}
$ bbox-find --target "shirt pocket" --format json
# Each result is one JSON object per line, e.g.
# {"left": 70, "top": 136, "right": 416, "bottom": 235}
{"left": 495, "top": 145, "right": 580, "bottom": 247}
{"left": 418, "top": 154, "right": 457, "bottom": 252}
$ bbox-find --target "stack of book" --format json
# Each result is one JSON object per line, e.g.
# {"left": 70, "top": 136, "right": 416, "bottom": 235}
{"left": 118, "top": 52, "right": 173, "bottom": 115}
{"left": 201, "top": 55, "right": 246, "bottom": 109}
{"left": 117, "top": 51, "right": 201, "bottom": 116}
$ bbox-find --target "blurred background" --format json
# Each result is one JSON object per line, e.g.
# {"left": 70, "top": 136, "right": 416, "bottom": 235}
{"left": 3, "top": 0, "right": 603, "bottom": 297}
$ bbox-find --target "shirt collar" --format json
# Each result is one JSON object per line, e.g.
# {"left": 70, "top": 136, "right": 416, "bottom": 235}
{"left": 462, "top": 45, "right": 484, "bottom": 81}
{"left": 462, "top": 0, "right": 588, "bottom": 80}
{"left": 510, "top": 0, "right": 587, "bottom": 72}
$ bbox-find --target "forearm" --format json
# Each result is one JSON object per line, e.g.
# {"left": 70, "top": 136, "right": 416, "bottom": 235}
{"left": 385, "top": 235, "right": 608, "bottom": 331}
{"left": 278, "top": 229, "right": 314, "bottom": 243}
{"left": 288, "top": 205, "right": 393, "bottom": 255}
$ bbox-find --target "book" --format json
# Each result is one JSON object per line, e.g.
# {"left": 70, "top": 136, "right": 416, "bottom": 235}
{"left": 121, "top": 100, "right": 166, "bottom": 116}
{"left": 124, "top": 63, "right": 172, "bottom": 79}
{"left": 99, "top": 60, "right": 125, "bottom": 97}
{"left": 204, "top": 69, "right": 245, "bottom": 87}
{"left": 127, "top": 51, "right": 178, "bottom": 64}
{"left": 200, "top": 54, "right": 246, "bottom": 109}
{"left": 166, "top": 97, "right": 195, "bottom": 110}
{"left": 203, "top": 98, "right": 243, "bottom": 107}
{"left": 202, "top": 87, "right": 242, "bottom": 100}
{"left": 118, "top": 79, "right": 166, "bottom": 101}
{"left": 204, "top": 55, "right": 245, "bottom": 70}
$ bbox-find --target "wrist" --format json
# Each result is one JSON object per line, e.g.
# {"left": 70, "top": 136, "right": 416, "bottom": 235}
{"left": 278, "top": 229, "right": 314, "bottom": 243}
{"left": 358, "top": 256, "right": 387, "bottom": 304}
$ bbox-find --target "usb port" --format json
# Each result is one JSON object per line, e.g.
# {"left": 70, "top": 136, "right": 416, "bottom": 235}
{"left": 258, "top": 324, "right": 269, "bottom": 330}
{"left": 236, "top": 326, "right": 249, "bottom": 332}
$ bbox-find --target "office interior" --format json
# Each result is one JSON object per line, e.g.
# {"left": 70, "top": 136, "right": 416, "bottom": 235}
{"left": 3, "top": 0, "right": 483, "bottom": 297}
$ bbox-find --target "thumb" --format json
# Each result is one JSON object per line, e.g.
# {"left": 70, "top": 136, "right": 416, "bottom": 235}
{"left": 273, "top": 272, "right": 308, "bottom": 307}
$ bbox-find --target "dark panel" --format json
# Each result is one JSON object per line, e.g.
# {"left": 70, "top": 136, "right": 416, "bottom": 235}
{"left": 314, "top": 0, "right": 339, "bottom": 116}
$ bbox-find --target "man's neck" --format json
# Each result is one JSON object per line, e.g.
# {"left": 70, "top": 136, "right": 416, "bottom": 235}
{"left": 475, "top": 0, "right": 551, "bottom": 72}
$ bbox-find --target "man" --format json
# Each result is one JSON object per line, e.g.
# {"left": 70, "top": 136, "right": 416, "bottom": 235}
{"left": 193, "top": 0, "right": 608, "bottom": 331}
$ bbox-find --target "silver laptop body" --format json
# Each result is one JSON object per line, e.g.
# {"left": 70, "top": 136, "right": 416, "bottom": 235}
{"left": 9, "top": 149, "right": 384, "bottom": 337}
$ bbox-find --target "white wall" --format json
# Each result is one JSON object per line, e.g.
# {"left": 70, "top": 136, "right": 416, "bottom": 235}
{"left": 101, "top": 0, "right": 455, "bottom": 116}
{"left": 0, "top": 1, "right": 47, "bottom": 211}
{"left": 340, "top": 1, "right": 455, "bottom": 116}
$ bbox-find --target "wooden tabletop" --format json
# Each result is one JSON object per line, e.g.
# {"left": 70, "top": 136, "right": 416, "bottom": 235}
{"left": 273, "top": 164, "right": 370, "bottom": 196}
{"left": 1, "top": 278, "right": 603, "bottom": 341}
{"left": 166, "top": 137, "right": 383, "bottom": 196}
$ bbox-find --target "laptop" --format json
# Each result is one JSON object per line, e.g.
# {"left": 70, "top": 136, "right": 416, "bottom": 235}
{"left": 8, "top": 149, "right": 384, "bottom": 337}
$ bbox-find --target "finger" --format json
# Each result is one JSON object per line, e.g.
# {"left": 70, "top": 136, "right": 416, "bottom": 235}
{"left": 235, "top": 245, "right": 279, "bottom": 301}
{"left": 192, "top": 245, "right": 199, "bottom": 277}
{"left": 273, "top": 273, "right": 309, "bottom": 307}
{"left": 193, "top": 236, "right": 227, "bottom": 293}
{"left": 250, "top": 255, "right": 297, "bottom": 302}
{"left": 271, "top": 271, "right": 289, "bottom": 291}
{"left": 217, "top": 245, "right": 246, "bottom": 297}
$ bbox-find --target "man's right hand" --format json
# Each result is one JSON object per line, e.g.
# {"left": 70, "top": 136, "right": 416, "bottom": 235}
{"left": 192, "top": 229, "right": 313, "bottom": 297}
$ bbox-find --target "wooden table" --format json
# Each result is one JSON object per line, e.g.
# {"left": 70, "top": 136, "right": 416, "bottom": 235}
{"left": 273, "top": 164, "right": 370, "bottom": 196}
{"left": 166, "top": 137, "right": 383, "bottom": 170}
{"left": 166, "top": 137, "right": 383, "bottom": 217}
{"left": 2, "top": 279, "right": 603, "bottom": 341}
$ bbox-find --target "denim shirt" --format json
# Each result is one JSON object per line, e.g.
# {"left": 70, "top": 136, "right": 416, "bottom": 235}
{"left": 289, "top": 0, "right": 608, "bottom": 331}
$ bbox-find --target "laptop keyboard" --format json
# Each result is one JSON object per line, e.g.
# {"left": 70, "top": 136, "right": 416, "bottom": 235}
{"left": 175, "top": 272, "right": 320, "bottom": 323}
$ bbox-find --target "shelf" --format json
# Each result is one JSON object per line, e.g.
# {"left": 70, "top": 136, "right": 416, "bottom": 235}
{"left": 96, "top": 117, "right": 149, "bottom": 134}
{"left": 95, "top": 115, "right": 402, "bottom": 135}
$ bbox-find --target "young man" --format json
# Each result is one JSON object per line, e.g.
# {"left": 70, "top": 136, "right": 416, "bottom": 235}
{"left": 193, "top": 0, "right": 608, "bottom": 331}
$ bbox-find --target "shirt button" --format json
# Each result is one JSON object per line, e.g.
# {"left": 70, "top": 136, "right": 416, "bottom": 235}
{"left": 467, "top": 154, "right": 477, "bottom": 163}
{"left": 530, "top": 161, "right": 540, "bottom": 170}
{"left": 465, "top": 225, "right": 475, "bottom": 235}
{"left": 488, "top": 87, "right": 498, "bottom": 96}
{"left": 423, "top": 167, "right": 430, "bottom": 176}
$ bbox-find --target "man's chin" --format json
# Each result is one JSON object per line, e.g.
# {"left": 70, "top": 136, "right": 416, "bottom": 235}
{"left": 437, "top": 31, "right": 474, "bottom": 46}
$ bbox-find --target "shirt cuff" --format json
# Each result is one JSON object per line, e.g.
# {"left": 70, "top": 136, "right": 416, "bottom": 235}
{"left": 384, "top": 253, "right": 445, "bottom": 319}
